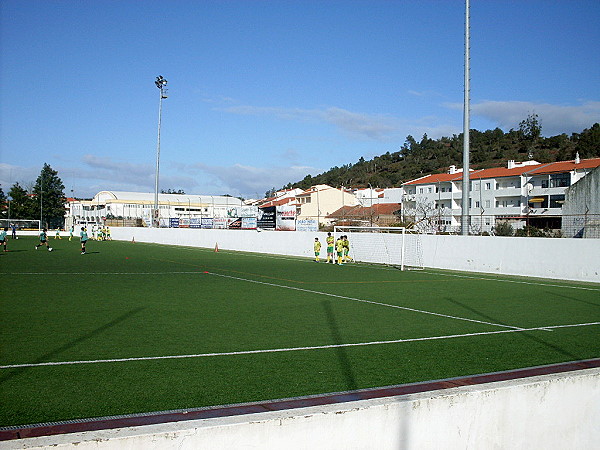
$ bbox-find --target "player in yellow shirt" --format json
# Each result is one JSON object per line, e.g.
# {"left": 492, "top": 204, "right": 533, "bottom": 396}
{"left": 343, "top": 235, "right": 352, "bottom": 262}
{"left": 336, "top": 237, "right": 344, "bottom": 265}
{"left": 313, "top": 237, "right": 322, "bottom": 262}
{"left": 326, "top": 232, "right": 335, "bottom": 263}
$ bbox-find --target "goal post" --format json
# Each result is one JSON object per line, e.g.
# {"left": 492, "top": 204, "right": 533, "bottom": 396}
{"left": 334, "top": 226, "right": 424, "bottom": 270}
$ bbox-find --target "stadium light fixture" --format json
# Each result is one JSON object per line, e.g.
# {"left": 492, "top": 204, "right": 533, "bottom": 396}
{"left": 154, "top": 75, "right": 168, "bottom": 227}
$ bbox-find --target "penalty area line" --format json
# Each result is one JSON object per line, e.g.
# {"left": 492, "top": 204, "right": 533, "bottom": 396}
{"left": 2, "top": 322, "right": 598, "bottom": 370}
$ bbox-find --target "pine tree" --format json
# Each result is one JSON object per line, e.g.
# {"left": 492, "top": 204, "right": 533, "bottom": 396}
{"left": 32, "top": 163, "right": 66, "bottom": 228}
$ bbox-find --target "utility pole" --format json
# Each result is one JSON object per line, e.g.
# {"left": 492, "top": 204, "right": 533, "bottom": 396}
{"left": 461, "top": 0, "right": 471, "bottom": 235}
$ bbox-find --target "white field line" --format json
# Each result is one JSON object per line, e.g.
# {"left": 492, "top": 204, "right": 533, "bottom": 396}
{"left": 2, "top": 322, "right": 598, "bottom": 370}
{"left": 208, "top": 272, "right": 529, "bottom": 331}
{"left": 12, "top": 272, "right": 202, "bottom": 275}
{"left": 421, "top": 270, "right": 600, "bottom": 292}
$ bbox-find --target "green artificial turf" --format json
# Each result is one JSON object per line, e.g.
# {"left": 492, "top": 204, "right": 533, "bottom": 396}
{"left": 1, "top": 235, "right": 599, "bottom": 427}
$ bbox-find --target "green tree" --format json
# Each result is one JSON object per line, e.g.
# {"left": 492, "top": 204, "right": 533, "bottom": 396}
{"left": 7, "top": 182, "right": 33, "bottom": 219}
{"left": 32, "top": 163, "right": 66, "bottom": 228}
{"left": 574, "top": 123, "right": 600, "bottom": 158}
{"left": 0, "top": 186, "right": 7, "bottom": 219}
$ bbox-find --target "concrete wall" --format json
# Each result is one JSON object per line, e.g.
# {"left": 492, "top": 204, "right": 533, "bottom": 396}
{"left": 110, "top": 227, "right": 600, "bottom": 283}
{"left": 8, "top": 367, "right": 599, "bottom": 449}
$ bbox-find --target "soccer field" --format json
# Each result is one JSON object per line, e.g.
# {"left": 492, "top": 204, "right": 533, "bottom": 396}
{"left": 1, "top": 236, "right": 599, "bottom": 428}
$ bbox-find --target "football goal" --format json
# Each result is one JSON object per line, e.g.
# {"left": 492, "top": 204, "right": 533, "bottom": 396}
{"left": 334, "top": 226, "right": 424, "bottom": 270}
{"left": 0, "top": 219, "right": 41, "bottom": 231}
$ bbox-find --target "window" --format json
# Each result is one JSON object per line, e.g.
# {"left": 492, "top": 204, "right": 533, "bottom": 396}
{"left": 549, "top": 173, "right": 569, "bottom": 187}
{"left": 485, "top": 182, "right": 491, "bottom": 190}
{"left": 475, "top": 201, "right": 480, "bottom": 208}
{"left": 550, "top": 194, "right": 565, "bottom": 208}
{"left": 541, "top": 179, "right": 549, "bottom": 188}
{"left": 428, "top": 187, "right": 432, "bottom": 193}
{"left": 419, "top": 188, "right": 424, "bottom": 194}
{"left": 485, "top": 200, "right": 491, "bottom": 208}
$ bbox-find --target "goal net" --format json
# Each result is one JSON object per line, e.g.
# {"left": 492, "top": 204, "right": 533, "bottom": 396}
{"left": 334, "top": 226, "right": 424, "bottom": 270}
{"left": 0, "top": 219, "right": 41, "bottom": 231}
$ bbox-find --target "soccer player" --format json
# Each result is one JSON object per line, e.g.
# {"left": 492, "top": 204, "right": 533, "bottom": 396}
{"left": 106, "top": 227, "right": 111, "bottom": 240}
{"left": 326, "top": 232, "right": 335, "bottom": 263}
{"left": 80, "top": 226, "right": 88, "bottom": 254}
{"left": 343, "top": 235, "right": 352, "bottom": 262}
{"left": 69, "top": 226, "right": 74, "bottom": 241}
{"left": 10, "top": 223, "right": 17, "bottom": 239}
{"left": 0, "top": 227, "right": 7, "bottom": 252}
{"left": 314, "top": 237, "right": 322, "bottom": 262}
{"left": 35, "top": 228, "right": 52, "bottom": 251}
{"left": 54, "top": 228, "right": 62, "bottom": 239}
{"left": 336, "top": 236, "right": 345, "bottom": 265}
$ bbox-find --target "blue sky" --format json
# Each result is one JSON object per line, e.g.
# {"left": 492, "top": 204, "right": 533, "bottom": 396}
{"left": 1, "top": 0, "right": 598, "bottom": 200}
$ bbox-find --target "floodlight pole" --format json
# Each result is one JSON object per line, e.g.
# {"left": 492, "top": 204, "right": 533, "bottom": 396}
{"left": 461, "top": 0, "right": 471, "bottom": 235}
{"left": 154, "top": 75, "right": 168, "bottom": 227}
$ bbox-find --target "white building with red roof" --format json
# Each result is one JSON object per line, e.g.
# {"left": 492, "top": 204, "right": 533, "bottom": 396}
{"left": 402, "top": 155, "right": 600, "bottom": 234}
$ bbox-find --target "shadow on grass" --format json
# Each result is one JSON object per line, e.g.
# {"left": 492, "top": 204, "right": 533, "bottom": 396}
{"left": 0, "top": 307, "right": 146, "bottom": 383}
{"left": 445, "top": 297, "right": 581, "bottom": 361}
{"left": 321, "top": 300, "right": 358, "bottom": 391}
{"left": 545, "top": 291, "right": 600, "bottom": 308}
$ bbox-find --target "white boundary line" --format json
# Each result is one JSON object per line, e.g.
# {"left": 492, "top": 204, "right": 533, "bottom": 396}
{"left": 421, "top": 270, "right": 600, "bottom": 292}
{"left": 208, "top": 272, "right": 529, "bottom": 331}
{"left": 2, "top": 322, "right": 598, "bottom": 370}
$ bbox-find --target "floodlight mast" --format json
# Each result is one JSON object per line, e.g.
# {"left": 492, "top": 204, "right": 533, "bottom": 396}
{"left": 461, "top": 0, "right": 471, "bottom": 235}
{"left": 154, "top": 75, "right": 168, "bottom": 227}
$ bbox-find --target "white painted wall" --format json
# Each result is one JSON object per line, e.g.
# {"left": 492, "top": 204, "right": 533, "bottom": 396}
{"left": 9, "top": 367, "right": 599, "bottom": 449}
{"left": 110, "top": 227, "right": 600, "bottom": 283}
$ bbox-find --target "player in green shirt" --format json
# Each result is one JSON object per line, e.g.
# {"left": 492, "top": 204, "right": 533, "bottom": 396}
{"left": 313, "top": 237, "right": 322, "bottom": 262}
{"left": 0, "top": 228, "right": 7, "bottom": 252}
{"left": 80, "top": 227, "right": 89, "bottom": 254}
{"left": 35, "top": 228, "right": 52, "bottom": 251}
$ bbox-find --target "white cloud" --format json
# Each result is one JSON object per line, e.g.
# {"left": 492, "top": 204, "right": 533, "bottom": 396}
{"left": 188, "top": 162, "right": 320, "bottom": 199}
{"left": 219, "top": 105, "right": 403, "bottom": 141}
{"left": 448, "top": 100, "right": 600, "bottom": 136}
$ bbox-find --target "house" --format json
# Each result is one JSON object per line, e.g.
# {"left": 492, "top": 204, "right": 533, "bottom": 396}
{"left": 295, "top": 185, "right": 358, "bottom": 226}
{"left": 402, "top": 156, "right": 600, "bottom": 234}
{"left": 327, "top": 203, "right": 402, "bottom": 227}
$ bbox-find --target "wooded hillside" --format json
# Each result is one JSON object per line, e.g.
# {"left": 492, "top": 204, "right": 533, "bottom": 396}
{"left": 285, "top": 117, "right": 600, "bottom": 192}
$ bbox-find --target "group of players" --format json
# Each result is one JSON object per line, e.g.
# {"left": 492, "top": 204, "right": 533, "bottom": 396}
{"left": 314, "top": 232, "right": 352, "bottom": 264}
{"left": 33, "top": 227, "right": 91, "bottom": 254}
{"left": 0, "top": 225, "right": 105, "bottom": 255}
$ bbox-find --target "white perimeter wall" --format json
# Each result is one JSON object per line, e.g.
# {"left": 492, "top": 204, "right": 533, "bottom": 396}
{"left": 110, "top": 227, "right": 600, "bottom": 283}
{"left": 10, "top": 367, "right": 600, "bottom": 449}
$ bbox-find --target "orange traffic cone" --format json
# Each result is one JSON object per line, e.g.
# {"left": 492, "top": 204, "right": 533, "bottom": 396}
{"left": 214, "top": 243, "right": 219, "bottom": 252}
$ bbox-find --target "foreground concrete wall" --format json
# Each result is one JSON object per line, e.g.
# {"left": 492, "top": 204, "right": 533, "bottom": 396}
{"left": 9, "top": 367, "right": 599, "bottom": 449}
{"left": 110, "top": 227, "right": 600, "bottom": 282}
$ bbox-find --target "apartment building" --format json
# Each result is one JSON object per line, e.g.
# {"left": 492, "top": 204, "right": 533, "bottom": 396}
{"left": 402, "top": 156, "right": 600, "bottom": 233}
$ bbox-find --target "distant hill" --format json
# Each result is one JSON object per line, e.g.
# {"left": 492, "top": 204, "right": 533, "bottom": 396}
{"left": 285, "top": 118, "right": 600, "bottom": 192}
